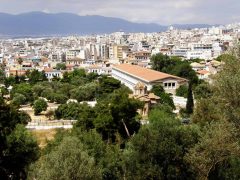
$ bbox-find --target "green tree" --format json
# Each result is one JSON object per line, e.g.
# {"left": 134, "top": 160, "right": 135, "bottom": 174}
{"left": 86, "top": 72, "right": 99, "bottom": 82}
{"left": 55, "top": 63, "right": 66, "bottom": 70}
{"left": 29, "top": 136, "right": 101, "bottom": 180}
{"left": 71, "top": 68, "right": 86, "bottom": 78}
{"left": 186, "top": 121, "right": 240, "bottom": 180}
{"left": 214, "top": 157, "right": 240, "bottom": 180}
{"left": 216, "top": 54, "right": 235, "bottom": 62}
{"left": 122, "top": 108, "right": 199, "bottom": 180}
{"left": 39, "top": 128, "right": 123, "bottom": 179}
{"left": 70, "top": 82, "right": 97, "bottom": 102}
{"left": 0, "top": 86, "right": 8, "bottom": 97}
{"left": 150, "top": 84, "right": 175, "bottom": 110}
{"left": 4, "top": 76, "right": 18, "bottom": 87}
{"left": 27, "top": 69, "right": 47, "bottom": 84}
{"left": 15, "top": 74, "right": 20, "bottom": 84}
{"left": 176, "top": 85, "right": 188, "bottom": 98}
{"left": 61, "top": 68, "right": 87, "bottom": 85}
{"left": 55, "top": 102, "right": 94, "bottom": 122}
{"left": 32, "top": 84, "right": 46, "bottom": 97}
{"left": 151, "top": 53, "right": 198, "bottom": 85}
{"left": 4, "top": 125, "right": 39, "bottom": 179}
{"left": 94, "top": 89, "right": 143, "bottom": 141}
{"left": 61, "top": 71, "right": 71, "bottom": 83}
{"left": 151, "top": 53, "right": 172, "bottom": 72}
{"left": 56, "top": 82, "right": 75, "bottom": 98}
{"left": 98, "top": 76, "right": 121, "bottom": 98}
{"left": 53, "top": 93, "right": 68, "bottom": 104}
{"left": 194, "top": 83, "right": 213, "bottom": 100}
{"left": 0, "top": 69, "right": 5, "bottom": 83}
{"left": 188, "top": 47, "right": 240, "bottom": 179}
{"left": 74, "top": 103, "right": 96, "bottom": 130}
{"left": 212, "top": 55, "right": 240, "bottom": 128}
{"left": 55, "top": 102, "right": 79, "bottom": 120}
{"left": 186, "top": 83, "right": 194, "bottom": 114}
{"left": 11, "top": 83, "right": 33, "bottom": 103}
{"left": 11, "top": 93, "right": 27, "bottom": 107}
{"left": 192, "top": 98, "right": 221, "bottom": 126}
{"left": 33, "top": 98, "right": 48, "bottom": 115}
{"left": 41, "top": 88, "right": 54, "bottom": 101}
{"left": 192, "top": 49, "right": 240, "bottom": 127}
{"left": 0, "top": 102, "right": 39, "bottom": 179}
{"left": 171, "top": 62, "right": 198, "bottom": 84}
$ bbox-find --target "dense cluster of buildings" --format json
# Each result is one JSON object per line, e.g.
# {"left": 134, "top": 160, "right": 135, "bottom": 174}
{"left": 0, "top": 23, "right": 239, "bottom": 88}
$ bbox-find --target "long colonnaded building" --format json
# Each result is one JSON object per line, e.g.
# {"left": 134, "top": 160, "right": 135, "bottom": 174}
{"left": 112, "top": 64, "right": 188, "bottom": 95}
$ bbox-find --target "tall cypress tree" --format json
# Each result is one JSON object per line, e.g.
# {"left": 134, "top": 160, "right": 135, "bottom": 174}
{"left": 186, "top": 82, "right": 194, "bottom": 114}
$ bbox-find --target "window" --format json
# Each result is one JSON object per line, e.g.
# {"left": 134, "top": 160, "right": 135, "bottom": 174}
{"left": 164, "top": 82, "right": 176, "bottom": 89}
{"left": 172, "top": 83, "right": 176, "bottom": 89}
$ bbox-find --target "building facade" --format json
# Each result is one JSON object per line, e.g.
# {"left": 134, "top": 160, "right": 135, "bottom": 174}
{"left": 112, "top": 64, "right": 188, "bottom": 95}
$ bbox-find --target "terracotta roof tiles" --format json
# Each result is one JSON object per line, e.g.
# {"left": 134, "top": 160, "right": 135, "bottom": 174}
{"left": 197, "top": 70, "right": 209, "bottom": 75}
{"left": 113, "top": 64, "right": 187, "bottom": 82}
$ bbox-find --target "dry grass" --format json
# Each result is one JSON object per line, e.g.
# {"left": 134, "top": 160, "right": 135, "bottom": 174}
{"left": 22, "top": 103, "right": 62, "bottom": 148}
{"left": 31, "top": 129, "right": 57, "bottom": 148}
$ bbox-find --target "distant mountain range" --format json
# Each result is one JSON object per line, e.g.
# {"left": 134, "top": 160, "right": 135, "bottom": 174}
{"left": 0, "top": 12, "right": 215, "bottom": 36}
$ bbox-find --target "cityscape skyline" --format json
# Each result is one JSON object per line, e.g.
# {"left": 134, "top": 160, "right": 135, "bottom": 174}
{"left": 1, "top": 1, "right": 240, "bottom": 179}
{"left": 0, "top": 0, "right": 239, "bottom": 25}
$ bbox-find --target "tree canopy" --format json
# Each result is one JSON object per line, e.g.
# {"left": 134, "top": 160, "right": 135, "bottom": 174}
{"left": 150, "top": 84, "right": 175, "bottom": 110}
{"left": 29, "top": 136, "right": 101, "bottom": 180}
{"left": 151, "top": 53, "right": 199, "bottom": 84}
{"left": 3, "top": 49, "right": 240, "bottom": 180}
{"left": 33, "top": 98, "right": 48, "bottom": 115}
{"left": 0, "top": 102, "right": 39, "bottom": 179}
{"left": 55, "top": 63, "right": 66, "bottom": 70}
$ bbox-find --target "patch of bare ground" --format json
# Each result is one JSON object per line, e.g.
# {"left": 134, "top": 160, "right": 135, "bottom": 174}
{"left": 31, "top": 129, "right": 57, "bottom": 148}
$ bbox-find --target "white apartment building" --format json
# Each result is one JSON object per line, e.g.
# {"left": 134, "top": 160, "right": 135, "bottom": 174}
{"left": 96, "top": 44, "right": 109, "bottom": 60}
{"left": 208, "top": 27, "right": 222, "bottom": 35}
{"left": 186, "top": 50, "right": 212, "bottom": 60}
{"left": 85, "top": 44, "right": 98, "bottom": 60}
{"left": 191, "top": 43, "right": 212, "bottom": 51}
{"left": 66, "top": 49, "right": 85, "bottom": 60}
{"left": 0, "top": 54, "right": 3, "bottom": 63}
{"left": 109, "top": 44, "right": 129, "bottom": 61}
{"left": 172, "top": 48, "right": 189, "bottom": 57}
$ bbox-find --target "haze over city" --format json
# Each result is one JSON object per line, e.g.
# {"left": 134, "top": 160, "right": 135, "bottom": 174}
{"left": 0, "top": 0, "right": 240, "bottom": 25}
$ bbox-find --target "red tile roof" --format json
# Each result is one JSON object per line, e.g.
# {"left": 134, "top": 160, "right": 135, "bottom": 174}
{"left": 113, "top": 64, "right": 187, "bottom": 82}
{"left": 197, "top": 70, "right": 209, "bottom": 75}
{"left": 44, "top": 68, "right": 54, "bottom": 72}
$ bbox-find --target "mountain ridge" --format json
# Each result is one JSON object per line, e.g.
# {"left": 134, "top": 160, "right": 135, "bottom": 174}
{"left": 0, "top": 12, "right": 215, "bottom": 36}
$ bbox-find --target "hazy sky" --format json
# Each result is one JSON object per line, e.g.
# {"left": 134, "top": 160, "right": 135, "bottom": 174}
{"left": 0, "top": 0, "right": 239, "bottom": 25}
